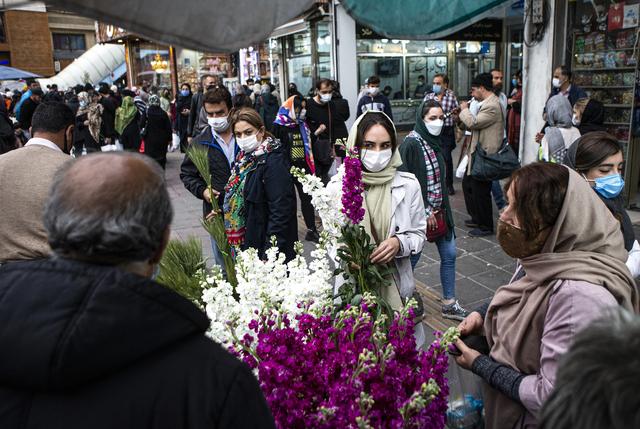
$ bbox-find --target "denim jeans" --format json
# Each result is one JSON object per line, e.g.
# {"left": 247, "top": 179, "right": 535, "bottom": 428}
{"left": 410, "top": 234, "right": 457, "bottom": 300}
{"left": 491, "top": 180, "right": 507, "bottom": 210}
{"left": 210, "top": 235, "right": 227, "bottom": 276}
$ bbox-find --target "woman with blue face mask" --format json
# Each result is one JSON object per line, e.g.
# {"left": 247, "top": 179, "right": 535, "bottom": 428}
{"left": 175, "top": 83, "right": 192, "bottom": 152}
{"left": 564, "top": 131, "right": 640, "bottom": 277}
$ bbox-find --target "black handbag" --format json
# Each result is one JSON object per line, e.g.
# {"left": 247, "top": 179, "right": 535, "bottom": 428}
{"left": 471, "top": 138, "right": 520, "bottom": 181}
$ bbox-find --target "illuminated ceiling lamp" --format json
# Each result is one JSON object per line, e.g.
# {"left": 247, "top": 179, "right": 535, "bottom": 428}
{"left": 150, "top": 53, "right": 169, "bottom": 72}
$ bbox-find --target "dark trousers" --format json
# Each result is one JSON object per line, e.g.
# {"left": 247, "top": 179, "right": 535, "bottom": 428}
{"left": 441, "top": 126, "right": 456, "bottom": 189}
{"left": 293, "top": 178, "right": 317, "bottom": 232}
{"left": 462, "top": 172, "right": 494, "bottom": 231}
{"left": 315, "top": 162, "right": 331, "bottom": 186}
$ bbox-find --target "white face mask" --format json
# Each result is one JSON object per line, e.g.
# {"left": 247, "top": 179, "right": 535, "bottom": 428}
{"left": 361, "top": 148, "right": 392, "bottom": 172}
{"left": 319, "top": 93, "right": 332, "bottom": 103}
{"left": 368, "top": 87, "right": 380, "bottom": 96}
{"left": 237, "top": 134, "right": 260, "bottom": 153}
{"left": 425, "top": 119, "right": 444, "bottom": 136}
{"left": 552, "top": 77, "right": 562, "bottom": 88}
{"left": 572, "top": 114, "right": 580, "bottom": 126}
{"left": 208, "top": 116, "right": 229, "bottom": 132}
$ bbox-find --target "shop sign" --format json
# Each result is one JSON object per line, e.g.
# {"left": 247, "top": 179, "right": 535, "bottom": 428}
{"left": 439, "top": 19, "right": 502, "bottom": 42}
{"left": 96, "top": 23, "right": 130, "bottom": 43}
{"left": 356, "top": 19, "right": 502, "bottom": 42}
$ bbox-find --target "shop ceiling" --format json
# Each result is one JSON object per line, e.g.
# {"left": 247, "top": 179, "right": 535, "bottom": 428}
{"left": 34, "top": 0, "right": 509, "bottom": 51}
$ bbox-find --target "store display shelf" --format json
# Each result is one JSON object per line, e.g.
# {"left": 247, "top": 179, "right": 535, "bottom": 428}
{"left": 577, "top": 47, "right": 637, "bottom": 53}
{"left": 574, "top": 67, "right": 636, "bottom": 71}
{"left": 604, "top": 121, "right": 630, "bottom": 125}
{"left": 583, "top": 85, "right": 634, "bottom": 89}
{"left": 603, "top": 104, "right": 632, "bottom": 108}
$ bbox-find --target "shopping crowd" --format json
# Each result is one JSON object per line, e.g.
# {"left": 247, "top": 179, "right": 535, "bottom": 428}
{"left": 0, "top": 64, "right": 638, "bottom": 429}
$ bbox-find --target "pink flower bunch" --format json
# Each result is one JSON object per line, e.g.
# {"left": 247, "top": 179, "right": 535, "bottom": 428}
{"left": 235, "top": 301, "right": 451, "bottom": 429}
{"left": 341, "top": 148, "right": 365, "bottom": 224}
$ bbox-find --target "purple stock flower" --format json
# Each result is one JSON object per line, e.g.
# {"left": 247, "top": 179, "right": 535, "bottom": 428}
{"left": 233, "top": 303, "right": 450, "bottom": 428}
{"left": 341, "top": 148, "right": 365, "bottom": 224}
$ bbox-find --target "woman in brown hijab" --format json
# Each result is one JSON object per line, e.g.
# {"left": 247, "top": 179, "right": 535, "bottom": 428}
{"left": 453, "top": 163, "right": 639, "bottom": 429}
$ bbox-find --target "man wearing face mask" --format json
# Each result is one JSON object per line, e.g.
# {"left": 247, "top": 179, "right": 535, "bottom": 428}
{"left": 180, "top": 87, "right": 237, "bottom": 272}
{"left": 458, "top": 73, "right": 505, "bottom": 237}
{"left": 187, "top": 74, "right": 218, "bottom": 143}
{"left": 424, "top": 73, "right": 459, "bottom": 195}
{"left": 306, "top": 78, "right": 351, "bottom": 184}
{"left": 0, "top": 102, "right": 74, "bottom": 262}
{"left": 549, "top": 65, "right": 587, "bottom": 107}
{"left": 356, "top": 75, "right": 393, "bottom": 119}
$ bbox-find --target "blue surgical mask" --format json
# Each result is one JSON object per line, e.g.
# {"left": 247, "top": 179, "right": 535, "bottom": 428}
{"left": 432, "top": 84, "right": 442, "bottom": 94}
{"left": 586, "top": 173, "right": 625, "bottom": 199}
{"left": 511, "top": 78, "right": 518, "bottom": 87}
{"left": 180, "top": 89, "right": 189, "bottom": 96}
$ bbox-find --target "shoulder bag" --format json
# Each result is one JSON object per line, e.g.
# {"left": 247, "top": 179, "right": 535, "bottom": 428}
{"left": 470, "top": 105, "right": 520, "bottom": 181}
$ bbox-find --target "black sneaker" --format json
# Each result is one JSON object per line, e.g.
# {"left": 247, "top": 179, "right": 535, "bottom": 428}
{"left": 468, "top": 228, "right": 493, "bottom": 237}
{"left": 442, "top": 300, "right": 469, "bottom": 321}
{"left": 305, "top": 229, "right": 320, "bottom": 243}
{"left": 448, "top": 185, "right": 455, "bottom": 196}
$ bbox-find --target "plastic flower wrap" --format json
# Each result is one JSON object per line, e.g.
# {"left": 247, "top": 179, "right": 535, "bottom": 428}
{"left": 235, "top": 293, "right": 458, "bottom": 429}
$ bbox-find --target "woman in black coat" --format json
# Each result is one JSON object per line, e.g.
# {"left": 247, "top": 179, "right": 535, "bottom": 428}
{"left": 224, "top": 107, "right": 297, "bottom": 261}
{"left": 73, "top": 92, "right": 102, "bottom": 156}
{"left": 140, "top": 95, "right": 172, "bottom": 169}
{"left": 175, "top": 83, "right": 192, "bottom": 152}
{"left": 115, "top": 95, "right": 141, "bottom": 152}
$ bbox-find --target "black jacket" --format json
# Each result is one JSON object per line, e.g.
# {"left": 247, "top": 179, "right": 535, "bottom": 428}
{"left": 0, "top": 258, "right": 275, "bottom": 429}
{"left": 305, "top": 97, "right": 350, "bottom": 144}
{"left": 17, "top": 98, "right": 38, "bottom": 130}
{"left": 188, "top": 91, "right": 204, "bottom": 137}
{"left": 180, "top": 126, "right": 238, "bottom": 216}
{"left": 141, "top": 105, "right": 172, "bottom": 166}
{"left": 99, "top": 96, "right": 117, "bottom": 139}
{"left": 120, "top": 111, "right": 142, "bottom": 151}
{"left": 241, "top": 145, "right": 297, "bottom": 261}
{"left": 549, "top": 84, "right": 588, "bottom": 107}
{"left": 73, "top": 112, "right": 101, "bottom": 151}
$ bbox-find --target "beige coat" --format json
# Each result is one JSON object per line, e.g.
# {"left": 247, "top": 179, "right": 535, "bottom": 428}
{"left": 0, "top": 145, "right": 69, "bottom": 262}
{"left": 459, "top": 93, "right": 505, "bottom": 174}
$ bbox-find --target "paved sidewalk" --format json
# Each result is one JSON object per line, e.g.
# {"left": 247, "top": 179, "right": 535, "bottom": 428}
{"left": 165, "top": 150, "right": 513, "bottom": 329}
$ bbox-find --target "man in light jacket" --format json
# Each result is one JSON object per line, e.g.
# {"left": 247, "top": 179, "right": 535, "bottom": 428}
{"left": 458, "top": 73, "right": 505, "bottom": 237}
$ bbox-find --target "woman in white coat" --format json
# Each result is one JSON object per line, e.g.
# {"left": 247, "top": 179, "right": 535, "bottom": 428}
{"left": 328, "top": 110, "right": 427, "bottom": 345}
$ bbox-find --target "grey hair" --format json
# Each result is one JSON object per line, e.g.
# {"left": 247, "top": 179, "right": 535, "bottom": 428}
{"left": 539, "top": 307, "right": 640, "bottom": 429}
{"left": 43, "top": 153, "right": 173, "bottom": 265}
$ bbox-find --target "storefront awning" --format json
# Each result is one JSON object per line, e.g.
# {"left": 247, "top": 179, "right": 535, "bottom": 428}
{"left": 38, "top": 43, "right": 125, "bottom": 90}
{"left": 39, "top": 0, "right": 316, "bottom": 52}
{"left": 340, "top": 0, "right": 510, "bottom": 40}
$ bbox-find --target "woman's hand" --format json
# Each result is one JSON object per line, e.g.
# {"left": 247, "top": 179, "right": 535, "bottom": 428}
{"left": 454, "top": 339, "right": 481, "bottom": 370}
{"left": 205, "top": 209, "right": 222, "bottom": 221}
{"left": 370, "top": 237, "right": 400, "bottom": 264}
{"left": 535, "top": 132, "right": 544, "bottom": 143}
{"left": 427, "top": 213, "right": 438, "bottom": 231}
{"left": 458, "top": 311, "right": 484, "bottom": 336}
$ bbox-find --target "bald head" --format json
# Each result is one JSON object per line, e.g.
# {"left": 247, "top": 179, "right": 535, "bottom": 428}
{"left": 44, "top": 153, "right": 173, "bottom": 265}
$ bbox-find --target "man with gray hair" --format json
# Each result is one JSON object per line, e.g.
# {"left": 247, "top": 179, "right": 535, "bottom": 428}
{"left": 539, "top": 308, "right": 640, "bottom": 429}
{"left": 0, "top": 153, "right": 275, "bottom": 428}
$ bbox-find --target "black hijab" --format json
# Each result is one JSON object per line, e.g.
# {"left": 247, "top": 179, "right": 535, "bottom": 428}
{"left": 578, "top": 99, "right": 606, "bottom": 135}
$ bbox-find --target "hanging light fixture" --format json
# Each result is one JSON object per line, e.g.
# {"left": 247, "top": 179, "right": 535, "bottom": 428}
{"left": 150, "top": 53, "right": 168, "bottom": 72}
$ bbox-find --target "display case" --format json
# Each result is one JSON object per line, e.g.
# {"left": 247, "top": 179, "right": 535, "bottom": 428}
{"left": 572, "top": 28, "right": 637, "bottom": 156}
